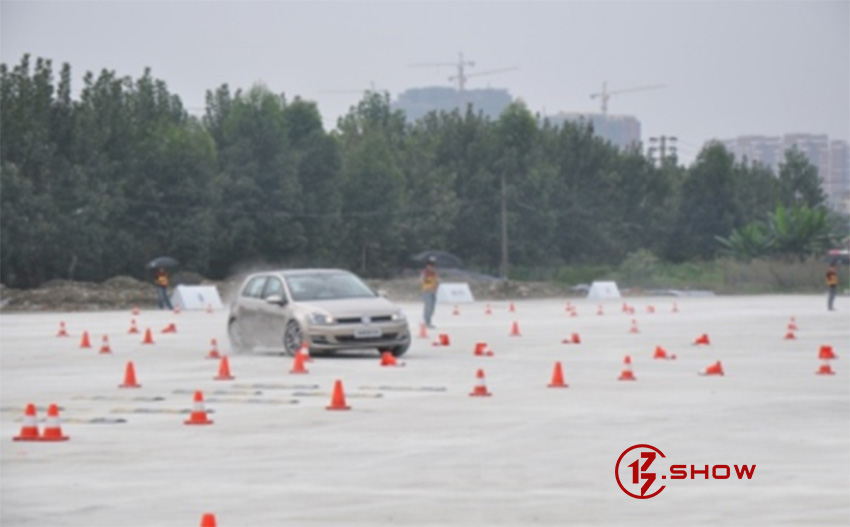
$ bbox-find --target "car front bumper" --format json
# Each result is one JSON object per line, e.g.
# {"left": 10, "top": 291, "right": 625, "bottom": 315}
{"left": 304, "top": 321, "right": 411, "bottom": 350}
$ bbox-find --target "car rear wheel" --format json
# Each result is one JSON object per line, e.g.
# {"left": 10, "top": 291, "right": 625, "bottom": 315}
{"left": 283, "top": 319, "right": 303, "bottom": 357}
{"left": 228, "top": 319, "right": 248, "bottom": 354}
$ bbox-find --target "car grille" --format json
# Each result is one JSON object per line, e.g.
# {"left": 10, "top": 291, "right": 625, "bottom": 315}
{"left": 336, "top": 333, "right": 399, "bottom": 343}
{"left": 335, "top": 316, "right": 393, "bottom": 324}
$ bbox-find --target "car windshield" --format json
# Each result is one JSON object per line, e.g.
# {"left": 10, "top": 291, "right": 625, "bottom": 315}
{"left": 285, "top": 272, "right": 377, "bottom": 302}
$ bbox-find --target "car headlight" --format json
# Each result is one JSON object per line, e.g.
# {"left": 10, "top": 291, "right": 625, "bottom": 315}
{"left": 308, "top": 313, "right": 334, "bottom": 325}
{"left": 391, "top": 310, "right": 406, "bottom": 322}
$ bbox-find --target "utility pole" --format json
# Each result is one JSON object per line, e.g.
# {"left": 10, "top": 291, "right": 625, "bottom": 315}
{"left": 647, "top": 136, "right": 677, "bottom": 166}
{"left": 500, "top": 170, "right": 509, "bottom": 280}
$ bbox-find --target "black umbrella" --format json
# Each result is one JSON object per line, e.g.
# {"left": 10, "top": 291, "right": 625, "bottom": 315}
{"left": 411, "top": 250, "right": 463, "bottom": 269}
{"left": 146, "top": 256, "right": 179, "bottom": 270}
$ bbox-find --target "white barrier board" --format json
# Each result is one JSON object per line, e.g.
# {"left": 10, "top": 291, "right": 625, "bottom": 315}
{"left": 587, "top": 281, "right": 621, "bottom": 299}
{"left": 436, "top": 282, "right": 475, "bottom": 304}
{"left": 170, "top": 285, "right": 224, "bottom": 310}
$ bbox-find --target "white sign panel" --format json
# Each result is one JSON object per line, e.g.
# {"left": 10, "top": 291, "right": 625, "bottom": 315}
{"left": 170, "top": 285, "right": 224, "bottom": 310}
{"left": 436, "top": 282, "right": 475, "bottom": 304}
{"left": 587, "top": 281, "right": 622, "bottom": 299}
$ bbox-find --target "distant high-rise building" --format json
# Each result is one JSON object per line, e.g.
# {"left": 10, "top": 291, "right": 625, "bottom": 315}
{"left": 720, "top": 133, "right": 850, "bottom": 214}
{"left": 392, "top": 87, "right": 512, "bottom": 122}
{"left": 546, "top": 112, "right": 642, "bottom": 150}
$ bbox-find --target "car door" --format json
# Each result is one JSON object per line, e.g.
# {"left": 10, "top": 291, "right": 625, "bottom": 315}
{"left": 256, "top": 276, "right": 288, "bottom": 348}
{"left": 235, "top": 275, "right": 268, "bottom": 346}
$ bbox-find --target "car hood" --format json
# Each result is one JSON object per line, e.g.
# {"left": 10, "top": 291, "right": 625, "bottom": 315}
{"left": 295, "top": 297, "right": 400, "bottom": 317}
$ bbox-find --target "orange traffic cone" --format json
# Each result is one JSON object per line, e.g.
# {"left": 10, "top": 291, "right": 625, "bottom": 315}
{"left": 380, "top": 350, "right": 404, "bottom": 367}
{"left": 653, "top": 346, "right": 676, "bottom": 360}
{"left": 509, "top": 302, "right": 516, "bottom": 313}
{"left": 565, "top": 301, "right": 572, "bottom": 312}
{"left": 469, "top": 369, "right": 492, "bottom": 397}
{"left": 629, "top": 319, "right": 639, "bottom": 334}
{"left": 485, "top": 304, "right": 493, "bottom": 315}
{"left": 788, "top": 317, "right": 798, "bottom": 331}
{"left": 622, "top": 302, "right": 628, "bottom": 313}
{"left": 128, "top": 318, "right": 139, "bottom": 334}
{"left": 818, "top": 345, "right": 837, "bottom": 360}
{"left": 206, "top": 303, "right": 214, "bottom": 314}
{"left": 473, "top": 342, "right": 494, "bottom": 357}
{"left": 13, "top": 403, "right": 41, "bottom": 442}
{"left": 57, "top": 321, "right": 69, "bottom": 337}
{"left": 452, "top": 305, "right": 460, "bottom": 316}
{"left": 119, "top": 361, "right": 141, "bottom": 388}
{"left": 161, "top": 323, "right": 177, "bottom": 334}
{"left": 289, "top": 351, "right": 309, "bottom": 374}
{"left": 99, "top": 335, "right": 112, "bottom": 354}
{"left": 548, "top": 362, "right": 568, "bottom": 388}
{"left": 694, "top": 333, "right": 710, "bottom": 346}
{"left": 297, "top": 342, "right": 313, "bottom": 362}
{"left": 561, "top": 333, "right": 581, "bottom": 344}
{"left": 184, "top": 391, "right": 213, "bottom": 425}
{"left": 200, "top": 513, "right": 217, "bottom": 527}
{"left": 627, "top": 306, "right": 636, "bottom": 315}
{"left": 79, "top": 331, "right": 92, "bottom": 349}
{"left": 618, "top": 355, "right": 636, "bottom": 381}
{"left": 132, "top": 306, "right": 140, "bottom": 316}
{"left": 672, "top": 302, "right": 679, "bottom": 313}
{"left": 597, "top": 305, "right": 604, "bottom": 316}
{"left": 214, "top": 356, "right": 235, "bottom": 380}
{"left": 432, "top": 334, "right": 450, "bottom": 347}
{"left": 142, "top": 328, "right": 155, "bottom": 345}
{"left": 418, "top": 323, "right": 429, "bottom": 339}
{"left": 326, "top": 380, "right": 351, "bottom": 410}
{"left": 207, "top": 338, "right": 221, "bottom": 359}
{"left": 646, "top": 305, "right": 655, "bottom": 314}
{"left": 509, "top": 321, "right": 521, "bottom": 337}
{"left": 816, "top": 357, "right": 836, "bottom": 375}
{"left": 40, "top": 404, "right": 69, "bottom": 441}
{"left": 784, "top": 331, "right": 796, "bottom": 340}
{"left": 173, "top": 306, "right": 181, "bottom": 315}
{"left": 700, "top": 360, "right": 724, "bottom": 376}
{"left": 569, "top": 309, "right": 578, "bottom": 318}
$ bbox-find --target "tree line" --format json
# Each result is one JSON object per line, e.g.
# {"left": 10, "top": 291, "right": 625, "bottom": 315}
{"left": 1, "top": 55, "right": 842, "bottom": 288}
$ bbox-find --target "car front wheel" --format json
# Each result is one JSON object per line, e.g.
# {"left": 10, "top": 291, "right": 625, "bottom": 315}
{"left": 228, "top": 318, "right": 248, "bottom": 354}
{"left": 388, "top": 343, "right": 410, "bottom": 357}
{"left": 283, "top": 319, "right": 303, "bottom": 357}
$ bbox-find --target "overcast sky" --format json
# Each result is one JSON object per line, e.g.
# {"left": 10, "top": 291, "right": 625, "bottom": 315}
{"left": 2, "top": 0, "right": 848, "bottom": 163}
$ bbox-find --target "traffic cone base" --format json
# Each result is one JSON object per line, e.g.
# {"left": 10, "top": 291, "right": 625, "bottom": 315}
{"left": 161, "top": 323, "right": 177, "bottom": 334}
{"left": 57, "top": 321, "right": 69, "bottom": 337}
{"left": 816, "top": 363, "right": 836, "bottom": 375}
{"left": 40, "top": 404, "right": 69, "bottom": 441}
{"left": 473, "top": 342, "right": 494, "bottom": 357}
{"left": 184, "top": 391, "right": 213, "bottom": 425}
{"left": 784, "top": 332, "right": 796, "bottom": 340}
{"left": 13, "top": 404, "right": 40, "bottom": 441}
{"left": 214, "top": 356, "right": 235, "bottom": 380}
{"left": 700, "top": 361, "right": 724, "bottom": 376}
{"left": 380, "top": 350, "right": 404, "bottom": 366}
{"left": 694, "top": 334, "right": 711, "bottom": 345}
{"left": 326, "top": 380, "right": 351, "bottom": 410}
{"left": 469, "top": 369, "right": 492, "bottom": 396}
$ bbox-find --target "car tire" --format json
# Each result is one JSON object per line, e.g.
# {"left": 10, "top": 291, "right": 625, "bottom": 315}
{"left": 388, "top": 343, "right": 410, "bottom": 357}
{"left": 283, "top": 319, "right": 303, "bottom": 357}
{"left": 228, "top": 318, "right": 249, "bottom": 354}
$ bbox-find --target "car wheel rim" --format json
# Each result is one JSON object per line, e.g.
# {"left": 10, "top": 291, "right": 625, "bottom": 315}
{"left": 284, "top": 322, "right": 302, "bottom": 354}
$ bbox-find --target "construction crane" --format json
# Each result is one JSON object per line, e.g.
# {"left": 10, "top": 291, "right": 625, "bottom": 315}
{"left": 409, "top": 52, "right": 518, "bottom": 93}
{"left": 590, "top": 81, "right": 665, "bottom": 115}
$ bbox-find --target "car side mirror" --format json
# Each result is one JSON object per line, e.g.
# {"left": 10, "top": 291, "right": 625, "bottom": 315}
{"left": 266, "top": 295, "right": 287, "bottom": 306}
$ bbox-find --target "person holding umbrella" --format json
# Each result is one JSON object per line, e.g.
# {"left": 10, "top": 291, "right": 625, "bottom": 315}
{"left": 421, "top": 256, "right": 439, "bottom": 328}
{"left": 147, "top": 256, "right": 178, "bottom": 310}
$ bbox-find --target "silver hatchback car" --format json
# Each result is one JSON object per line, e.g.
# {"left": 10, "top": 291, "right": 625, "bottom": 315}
{"left": 227, "top": 269, "right": 411, "bottom": 356}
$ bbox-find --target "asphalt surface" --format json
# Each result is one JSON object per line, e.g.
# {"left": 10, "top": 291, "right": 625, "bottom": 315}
{"left": 1, "top": 295, "right": 848, "bottom": 526}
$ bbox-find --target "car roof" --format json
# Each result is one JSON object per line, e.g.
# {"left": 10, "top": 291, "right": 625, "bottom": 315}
{"left": 249, "top": 269, "right": 354, "bottom": 278}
